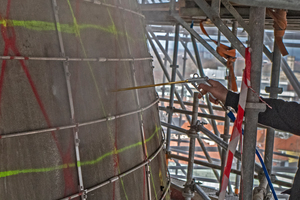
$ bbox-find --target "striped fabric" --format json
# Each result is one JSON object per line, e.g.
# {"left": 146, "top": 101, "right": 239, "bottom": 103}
{"left": 218, "top": 48, "right": 251, "bottom": 200}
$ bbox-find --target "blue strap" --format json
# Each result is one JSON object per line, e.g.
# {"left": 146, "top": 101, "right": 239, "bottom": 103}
{"left": 190, "top": 20, "right": 194, "bottom": 28}
{"left": 226, "top": 111, "right": 278, "bottom": 200}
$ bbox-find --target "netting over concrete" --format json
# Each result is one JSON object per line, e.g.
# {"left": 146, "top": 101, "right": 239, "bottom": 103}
{"left": 0, "top": 0, "right": 169, "bottom": 199}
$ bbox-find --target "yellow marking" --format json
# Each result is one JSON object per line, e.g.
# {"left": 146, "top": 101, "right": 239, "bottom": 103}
{"left": 0, "top": 127, "right": 161, "bottom": 178}
{"left": 0, "top": 19, "right": 122, "bottom": 35}
{"left": 114, "top": 80, "right": 189, "bottom": 92}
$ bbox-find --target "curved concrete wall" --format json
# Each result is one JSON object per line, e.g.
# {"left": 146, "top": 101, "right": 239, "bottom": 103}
{"left": 0, "top": 0, "right": 168, "bottom": 199}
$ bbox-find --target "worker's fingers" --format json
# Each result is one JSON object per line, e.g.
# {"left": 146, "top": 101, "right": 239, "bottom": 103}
{"left": 198, "top": 89, "right": 207, "bottom": 99}
{"left": 198, "top": 79, "right": 228, "bottom": 104}
{"left": 206, "top": 79, "right": 219, "bottom": 86}
{"left": 198, "top": 83, "right": 212, "bottom": 92}
{"left": 209, "top": 95, "right": 219, "bottom": 104}
{"left": 198, "top": 93, "right": 202, "bottom": 99}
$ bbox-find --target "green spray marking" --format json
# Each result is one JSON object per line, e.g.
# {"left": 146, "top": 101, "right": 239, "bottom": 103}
{"left": 0, "top": 19, "right": 121, "bottom": 35}
{"left": 103, "top": 2, "right": 160, "bottom": 198}
{"left": 0, "top": 126, "right": 161, "bottom": 178}
{"left": 138, "top": 125, "right": 159, "bottom": 200}
{"left": 149, "top": 165, "right": 159, "bottom": 200}
{"left": 100, "top": 2, "right": 137, "bottom": 198}
{"left": 66, "top": 0, "right": 108, "bottom": 117}
{"left": 65, "top": 1, "right": 128, "bottom": 197}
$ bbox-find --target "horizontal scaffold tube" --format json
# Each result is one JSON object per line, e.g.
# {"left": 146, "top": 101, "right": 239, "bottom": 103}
{"left": 0, "top": 99, "right": 159, "bottom": 139}
{"left": 159, "top": 102, "right": 269, "bottom": 129}
{"left": 170, "top": 154, "right": 292, "bottom": 187}
{"left": 159, "top": 106, "right": 226, "bottom": 121}
{"left": 159, "top": 97, "right": 224, "bottom": 111}
{"left": 60, "top": 137, "right": 166, "bottom": 200}
{"left": 0, "top": 55, "right": 152, "bottom": 62}
{"left": 160, "top": 122, "right": 262, "bottom": 172}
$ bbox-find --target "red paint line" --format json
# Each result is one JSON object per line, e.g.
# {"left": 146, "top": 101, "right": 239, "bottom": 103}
{"left": 14, "top": 35, "right": 76, "bottom": 196}
{"left": 5, "top": 0, "right": 11, "bottom": 18}
{"left": 0, "top": 0, "right": 76, "bottom": 195}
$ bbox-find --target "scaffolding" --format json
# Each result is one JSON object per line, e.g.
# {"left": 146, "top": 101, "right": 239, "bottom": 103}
{"left": 141, "top": 0, "right": 300, "bottom": 199}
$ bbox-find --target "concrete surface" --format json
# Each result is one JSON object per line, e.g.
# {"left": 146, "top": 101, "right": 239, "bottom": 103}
{"left": 0, "top": 0, "right": 168, "bottom": 199}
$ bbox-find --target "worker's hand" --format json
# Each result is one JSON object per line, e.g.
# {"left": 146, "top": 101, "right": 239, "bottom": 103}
{"left": 197, "top": 79, "right": 228, "bottom": 105}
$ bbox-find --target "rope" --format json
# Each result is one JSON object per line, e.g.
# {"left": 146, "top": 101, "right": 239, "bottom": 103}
{"left": 200, "top": 21, "right": 237, "bottom": 92}
{"left": 266, "top": 9, "right": 288, "bottom": 56}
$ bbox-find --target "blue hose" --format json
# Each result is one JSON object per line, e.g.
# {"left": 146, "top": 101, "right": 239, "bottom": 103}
{"left": 255, "top": 149, "right": 278, "bottom": 200}
{"left": 226, "top": 111, "right": 278, "bottom": 200}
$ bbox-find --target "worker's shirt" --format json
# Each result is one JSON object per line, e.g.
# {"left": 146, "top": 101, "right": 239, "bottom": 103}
{"left": 225, "top": 91, "right": 300, "bottom": 135}
{"left": 225, "top": 91, "right": 300, "bottom": 199}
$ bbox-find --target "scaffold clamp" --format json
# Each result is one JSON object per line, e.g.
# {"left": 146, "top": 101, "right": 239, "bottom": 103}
{"left": 166, "top": 106, "right": 175, "bottom": 114}
{"left": 189, "top": 120, "right": 206, "bottom": 133}
{"left": 82, "top": 189, "right": 88, "bottom": 200}
{"left": 183, "top": 179, "right": 196, "bottom": 198}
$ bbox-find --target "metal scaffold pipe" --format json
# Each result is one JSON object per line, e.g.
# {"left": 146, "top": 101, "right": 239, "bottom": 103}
{"left": 147, "top": 27, "right": 194, "bottom": 96}
{"left": 161, "top": 32, "right": 169, "bottom": 107}
{"left": 263, "top": 42, "right": 282, "bottom": 196}
{"left": 0, "top": 55, "right": 152, "bottom": 62}
{"left": 242, "top": 6, "right": 266, "bottom": 200}
{"left": 52, "top": 0, "right": 85, "bottom": 196}
{"left": 1, "top": 99, "right": 159, "bottom": 139}
{"left": 191, "top": 35, "right": 223, "bottom": 159}
{"left": 166, "top": 23, "right": 180, "bottom": 153}
{"left": 146, "top": 32, "right": 192, "bottom": 123}
{"left": 183, "top": 92, "right": 199, "bottom": 200}
{"left": 228, "top": 0, "right": 300, "bottom": 11}
{"left": 221, "top": 0, "right": 300, "bottom": 97}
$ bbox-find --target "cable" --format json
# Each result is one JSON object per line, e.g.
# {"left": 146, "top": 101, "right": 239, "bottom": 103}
{"left": 226, "top": 111, "right": 278, "bottom": 200}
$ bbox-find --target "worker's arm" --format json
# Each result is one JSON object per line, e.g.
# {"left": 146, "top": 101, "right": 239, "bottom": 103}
{"left": 225, "top": 91, "right": 300, "bottom": 135}
{"left": 198, "top": 80, "right": 300, "bottom": 135}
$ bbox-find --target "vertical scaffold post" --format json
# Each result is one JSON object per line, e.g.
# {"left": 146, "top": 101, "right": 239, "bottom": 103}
{"left": 190, "top": 32, "right": 221, "bottom": 182}
{"left": 264, "top": 42, "right": 282, "bottom": 193}
{"left": 166, "top": 24, "right": 180, "bottom": 153}
{"left": 191, "top": 35, "right": 223, "bottom": 157}
{"left": 177, "top": 38, "right": 188, "bottom": 175}
{"left": 179, "top": 38, "right": 187, "bottom": 128}
{"left": 146, "top": 32, "right": 191, "bottom": 123}
{"left": 241, "top": 6, "right": 266, "bottom": 200}
{"left": 183, "top": 92, "right": 199, "bottom": 200}
{"left": 162, "top": 32, "right": 169, "bottom": 107}
{"left": 229, "top": 20, "right": 240, "bottom": 195}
